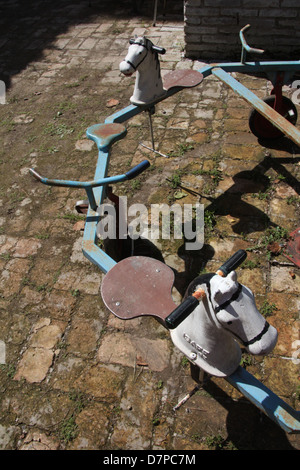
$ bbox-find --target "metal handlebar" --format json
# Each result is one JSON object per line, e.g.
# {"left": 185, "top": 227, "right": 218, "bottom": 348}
{"left": 240, "top": 24, "right": 264, "bottom": 63}
{"left": 30, "top": 160, "right": 150, "bottom": 210}
{"left": 165, "top": 249, "right": 247, "bottom": 329}
{"left": 217, "top": 249, "right": 247, "bottom": 277}
{"left": 29, "top": 160, "right": 150, "bottom": 188}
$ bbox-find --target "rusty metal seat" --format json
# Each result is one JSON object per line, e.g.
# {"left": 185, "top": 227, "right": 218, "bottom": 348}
{"left": 101, "top": 256, "right": 177, "bottom": 322}
{"left": 86, "top": 123, "right": 127, "bottom": 151}
{"left": 163, "top": 70, "right": 203, "bottom": 91}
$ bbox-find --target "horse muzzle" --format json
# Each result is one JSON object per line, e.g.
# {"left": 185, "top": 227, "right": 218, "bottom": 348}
{"left": 246, "top": 322, "right": 278, "bottom": 355}
{"left": 119, "top": 60, "right": 134, "bottom": 76}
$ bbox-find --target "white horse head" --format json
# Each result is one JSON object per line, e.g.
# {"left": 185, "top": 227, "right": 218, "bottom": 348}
{"left": 119, "top": 36, "right": 166, "bottom": 105}
{"left": 170, "top": 271, "right": 278, "bottom": 377}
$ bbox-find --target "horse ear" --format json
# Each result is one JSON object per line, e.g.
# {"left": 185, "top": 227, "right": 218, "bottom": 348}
{"left": 228, "top": 271, "right": 237, "bottom": 282}
{"left": 129, "top": 35, "right": 139, "bottom": 44}
{"left": 211, "top": 272, "right": 238, "bottom": 305}
{"left": 210, "top": 275, "right": 225, "bottom": 303}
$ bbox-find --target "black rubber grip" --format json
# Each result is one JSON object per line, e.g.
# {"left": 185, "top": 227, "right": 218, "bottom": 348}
{"left": 165, "top": 296, "right": 199, "bottom": 330}
{"left": 218, "top": 249, "right": 247, "bottom": 276}
{"left": 151, "top": 45, "right": 166, "bottom": 54}
{"left": 125, "top": 160, "right": 150, "bottom": 180}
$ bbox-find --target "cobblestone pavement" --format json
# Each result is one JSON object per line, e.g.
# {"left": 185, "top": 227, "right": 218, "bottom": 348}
{"left": 0, "top": 0, "right": 299, "bottom": 451}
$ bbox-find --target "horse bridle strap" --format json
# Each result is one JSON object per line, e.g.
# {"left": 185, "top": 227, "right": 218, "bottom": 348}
{"left": 126, "top": 40, "right": 149, "bottom": 70}
{"left": 191, "top": 275, "right": 271, "bottom": 348}
{"left": 214, "top": 283, "right": 243, "bottom": 313}
{"left": 242, "top": 321, "right": 270, "bottom": 347}
{"left": 212, "top": 281, "right": 271, "bottom": 347}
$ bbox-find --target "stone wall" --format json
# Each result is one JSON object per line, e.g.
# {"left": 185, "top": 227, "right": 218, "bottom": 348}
{"left": 184, "top": 0, "right": 300, "bottom": 60}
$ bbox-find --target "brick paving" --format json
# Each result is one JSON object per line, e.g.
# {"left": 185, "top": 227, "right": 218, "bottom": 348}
{"left": 0, "top": 0, "right": 299, "bottom": 451}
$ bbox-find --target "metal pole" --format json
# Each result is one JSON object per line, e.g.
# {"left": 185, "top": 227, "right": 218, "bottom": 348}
{"left": 148, "top": 108, "right": 155, "bottom": 150}
{"left": 153, "top": 0, "right": 158, "bottom": 26}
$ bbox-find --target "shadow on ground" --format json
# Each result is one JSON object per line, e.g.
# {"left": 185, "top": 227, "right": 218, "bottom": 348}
{"left": 0, "top": 0, "right": 183, "bottom": 90}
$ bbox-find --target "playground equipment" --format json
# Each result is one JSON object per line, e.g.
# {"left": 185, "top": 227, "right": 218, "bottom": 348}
{"left": 168, "top": 269, "right": 278, "bottom": 377}
{"left": 101, "top": 251, "right": 278, "bottom": 378}
{"left": 29, "top": 26, "right": 300, "bottom": 434}
{"left": 200, "top": 24, "right": 300, "bottom": 145}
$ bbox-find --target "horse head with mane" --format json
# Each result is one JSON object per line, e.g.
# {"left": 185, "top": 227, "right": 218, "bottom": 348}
{"left": 119, "top": 36, "right": 166, "bottom": 105}
{"left": 170, "top": 271, "right": 278, "bottom": 377}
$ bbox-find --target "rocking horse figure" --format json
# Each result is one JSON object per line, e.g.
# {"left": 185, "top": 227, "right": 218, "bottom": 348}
{"left": 119, "top": 36, "right": 167, "bottom": 105}
{"left": 101, "top": 249, "right": 278, "bottom": 378}
{"left": 170, "top": 270, "right": 278, "bottom": 377}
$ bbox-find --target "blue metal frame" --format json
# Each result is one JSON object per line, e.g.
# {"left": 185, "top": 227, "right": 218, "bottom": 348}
{"left": 80, "top": 99, "right": 300, "bottom": 433}
{"left": 80, "top": 57, "right": 300, "bottom": 274}
{"left": 29, "top": 27, "right": 300, "bottom": 433}
{"left": 199, "top": 62, "right": 300, "bottom": 146}
{"left": 227, "top": 367, "right": 300, "bottom": 434}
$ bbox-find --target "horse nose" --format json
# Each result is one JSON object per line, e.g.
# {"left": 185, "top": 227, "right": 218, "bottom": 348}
{"left": 119, "top": 60, "right": 134, "bottom": 76}
{"left": 247, "top": 323, "right": 278, "bottom": 355}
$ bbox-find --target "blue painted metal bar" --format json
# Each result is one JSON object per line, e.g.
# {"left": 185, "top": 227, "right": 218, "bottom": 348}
{"left": 239, "top": 24, "right": 265, "bottom": 63}
{"left": 105, "top": 104, "right": 141, "bottom": 124}
{"left": 82, "top": 122, "right": 131, "bottom": 272}
{"left": 29, "top": 168, "right": 132, "bottom": 188}
{"left": 226, "top": 366, "right": 300, "bottom": 434}
{"left": 29, "top": 164, "right": 148, "bottom": 213}
{"left": 82, "top": 147, "right": 117, "bottom": 274}
{"left": 38, "top": 47, "right": 298, "bottom": 432}
{"left": 81, "top": 154, "right": 150, "bottom": 273}
{"left": 210, "top": 67, "right": 300, "bottom": 147}
{"left": 199, "top": 61, "right": 300, "bottom": 79}
{"left": 104, "top": 86, "right": 194, "bottom": 125}
{"left": 90, "top": 82, "right": 300, "bottom": 433}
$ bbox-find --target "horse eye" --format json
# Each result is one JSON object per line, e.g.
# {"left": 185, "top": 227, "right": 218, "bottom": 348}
{"left": 227, "top": 321, "right": 232, "bottom": 325}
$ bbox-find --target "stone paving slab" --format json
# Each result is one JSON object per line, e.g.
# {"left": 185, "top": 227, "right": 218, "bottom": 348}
{"left": 0, "top": 0, "right": 299, "bottom": 451}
